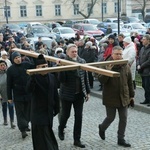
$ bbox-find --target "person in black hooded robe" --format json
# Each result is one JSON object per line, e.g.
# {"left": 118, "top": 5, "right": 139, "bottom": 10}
{"left": 26, "top": 54, "right": 59, "bottom": 150}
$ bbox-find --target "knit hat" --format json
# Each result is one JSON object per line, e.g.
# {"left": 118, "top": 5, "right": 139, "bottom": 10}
{"left": 35, "top": 54, "right": 47, "bottom": 66}
{"left": 11, "top": 51, "right": 21, "bottom": 61}
{"left": 1, "top": 50, "right": 7, "bottom": 56}
{"left": 85, "top": 41, "right": 93, "bottom": 48}
{"left": 108, "top": 34, "right": 115, "bottom": 40}
{"left": 123, "top": 36, "right": 132, "bottom": 43}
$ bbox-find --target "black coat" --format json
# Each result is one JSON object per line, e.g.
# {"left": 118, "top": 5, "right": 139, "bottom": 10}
{"left": 26, "top": 73, "right": 59, "bottom": 126}
{"left": 137, "top": 44, "right": 150, "bottom": 76}
{"left": 7, "top": 62, "right": 34, "bottom": 101}
{"left": 80, "top": 47, "right": 96, "bottom": 63}
{"left": 59, "top": 56, "right": 90, "bottom": 102}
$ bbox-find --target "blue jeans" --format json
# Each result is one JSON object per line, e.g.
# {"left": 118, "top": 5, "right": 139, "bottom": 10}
{"left": 142, "top": 76, "right": 150, "bottom": 103}
{"left": 2, "top": 102, "right": 14, "bottom": 121}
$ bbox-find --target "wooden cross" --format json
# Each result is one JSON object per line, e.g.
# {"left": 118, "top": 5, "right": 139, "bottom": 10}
{"left": 12, "top": 48, "right": 128, "bottom": 77}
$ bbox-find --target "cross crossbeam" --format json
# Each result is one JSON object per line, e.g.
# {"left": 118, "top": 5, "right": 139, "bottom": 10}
{"left": 12, "top": 48, "right": 128, "bottom": 77}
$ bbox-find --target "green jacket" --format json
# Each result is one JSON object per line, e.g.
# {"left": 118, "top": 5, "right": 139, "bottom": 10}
{"left": 98, "top": 63, "right": 135, "bottom": 107}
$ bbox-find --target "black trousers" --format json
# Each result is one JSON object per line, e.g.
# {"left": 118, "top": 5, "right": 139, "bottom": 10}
{"left": 59, "top": 93, "right": 84, "bottom": 141}
{"left": 32, "top": 124, "right": 59, "bottom": 150}
{"left": 14, "top": 101, "right": 31, "bottom": 132}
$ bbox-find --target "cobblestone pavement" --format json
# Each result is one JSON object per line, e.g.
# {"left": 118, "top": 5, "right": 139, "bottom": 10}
{"left": 0, "top": 95, "right": 150, "bottom": 150}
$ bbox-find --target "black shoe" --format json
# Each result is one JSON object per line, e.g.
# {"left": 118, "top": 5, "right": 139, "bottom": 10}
{"left": 74, "top": 140, "right": 85, "bottom": 148}
{"left": 3, "top": 120, "right": 8, "bottom": 126}
{"left": 58, "top": 126, "right": 64, "bottom": 140}
{"left": 98, "top": 124, "right": 105, "bottom": 140}
{"left": 10, "top": 122, "right": 16, "bottom": 129}
{"left": 21, "top": 131, "right": 28, "bottom": 139}
{"left": 147, "top": 103, "right": 150, "bottom": 107}
{"left": 25, "top": 128, "right": 31, "bottom": 132}
{"left": 140, "top": 100, "right": 149, "bottom": 104}
{"left": 118, "top": 139, "right": 131, "bottom": 147}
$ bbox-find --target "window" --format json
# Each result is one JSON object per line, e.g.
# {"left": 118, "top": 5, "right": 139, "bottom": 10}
{"left": 4, "top": 6, "right": 11, "bottom": 17}
{"left": 36, "top": 5, "right": 42, "bottom": 16}
{"left": 55, "top": 5, "right": 61, "bottom": 16}
{"left": 102, "top": 3, "right": 107, "bottom": 14}
{"left": 20, "top": 6, "right": 27, "bottom": 17}
{"left": 74, "top": 4, "right": 79, "bottom": 15}
{"left": 87, "top": 3, "right": 93, "bottom": 14}
{"left": 114, "top": 2, "right": 118, "bottom": 13}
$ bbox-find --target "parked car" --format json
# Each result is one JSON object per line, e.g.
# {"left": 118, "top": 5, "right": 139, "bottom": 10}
{"left": 72, "top": 23, "right": 104, "bottom": 40}
{"left": 121, "top": 16, "right": 146, "bottom": 26}
{"left": 26, "top": 37, "right": 53, "bottom": 50}
{"left": 52, "top": 27, "right": 75, "bottom": 40}
{"left": 83, "top": 19, "right": 100, "bottom": 26}
{"left": 1, "top": 23, "right": 24, "bottom": 34}
{"left": 26, "top": 25, "right": 57, "bottom": 40}
{"left": 44, "top": 22, "right": 61, "bottom": 32}
{"left": 103, "top": 18, "right": 124, "bottom": 27}
{"left": 97, "top": 22, "right": 128, "bottom": 34}
{"left": 122, "top": 23, "right": 147, "bottom": 35}
{"left": 62, "top": 20, "right": 83, "bottom": 28}
{"left": 145, "top": 22, "right": 150, "bottom": 28}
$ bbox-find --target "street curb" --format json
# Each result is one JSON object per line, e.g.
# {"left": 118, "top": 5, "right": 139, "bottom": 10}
{"left": 91, "top": 91, "right": 150, "bottom": 114}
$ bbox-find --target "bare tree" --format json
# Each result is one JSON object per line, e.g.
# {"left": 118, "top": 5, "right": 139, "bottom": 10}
{"left": 72, "top": 0, "right": 99, "bottom": 18}
{"left": 135, "top": 0, "right": 150, "bottom": 19}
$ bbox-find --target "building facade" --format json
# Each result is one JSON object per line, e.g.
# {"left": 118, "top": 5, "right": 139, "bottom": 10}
{"left": 0, "top": 0, "right": 149, "bottom": 25}
{"left": 0, "top": 0, "right": 126, "bottom": 24}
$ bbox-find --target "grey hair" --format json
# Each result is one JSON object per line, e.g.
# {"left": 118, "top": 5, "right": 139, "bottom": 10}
{"left": 143, "top": 34, "right": 150, "bottom": 41}
{"left": 112, "top": 46, "right": 123, "bottom": 52}
{"left": 66, "top": 44, "right": 78, "bottom": 52}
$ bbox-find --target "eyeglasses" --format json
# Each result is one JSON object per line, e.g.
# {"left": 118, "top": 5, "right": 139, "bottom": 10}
{"left": 113, "top": 53, "right": 122, "bottom": 56}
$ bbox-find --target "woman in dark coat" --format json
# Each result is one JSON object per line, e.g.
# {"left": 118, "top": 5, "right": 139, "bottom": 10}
{"left": 26, "top": 54, "right": 59, "bottom": 150}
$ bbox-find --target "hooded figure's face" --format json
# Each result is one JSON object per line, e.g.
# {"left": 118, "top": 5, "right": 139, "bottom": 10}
{"left": 13, "top": 56, "right": 22, "bottom": 64}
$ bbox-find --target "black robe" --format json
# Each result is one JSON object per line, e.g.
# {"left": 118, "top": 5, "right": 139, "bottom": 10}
{"left": 26, "top": 73, "right": 59, "bottom": 150}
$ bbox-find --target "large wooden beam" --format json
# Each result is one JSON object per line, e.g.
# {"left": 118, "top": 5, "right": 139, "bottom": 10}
{"left": 12, "top": 48, "right": 127, "bottom": 77}
{"left": 12, "top": 48, "right": 75, "bottom": 65}
{"left": 86, "top": 59, "right": 128, "bottom": 67}
{"left": 12, "top": 48, "right": 128, "bottom": 66}
{"left": 80, "top": 64, "right": 120, "bottom": 77}
{"left": 27, "top": 65, "right": 80, "bottom": 75}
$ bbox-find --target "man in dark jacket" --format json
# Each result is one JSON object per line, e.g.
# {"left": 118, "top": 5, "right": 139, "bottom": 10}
{"left": 7, "top": 51, "right": 34, "bottom": 139}
{"left": 98, "top": 46, "right": 135, "bottom": 147}
{"left": 58, "top": 44, "right": 90, "bottom": 148}
{"left": 137, "top": 34, "right": 150, "bottom": 106}
{"left": 26, "top": 54, "right": 59, "bottom": 150}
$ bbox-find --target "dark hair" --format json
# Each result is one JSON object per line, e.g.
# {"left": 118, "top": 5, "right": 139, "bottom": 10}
{"left": 0, "top": 60, "right": 7, "bottom": 66}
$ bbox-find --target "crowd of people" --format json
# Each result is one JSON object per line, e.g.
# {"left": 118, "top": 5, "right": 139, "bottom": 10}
{"left": 0, "top": 25, "right": 149, "bottom": 150}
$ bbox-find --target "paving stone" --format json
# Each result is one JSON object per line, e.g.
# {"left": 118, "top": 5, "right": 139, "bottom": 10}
{"left": 0, "top": 95, "right": 149, "bottom": 149}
